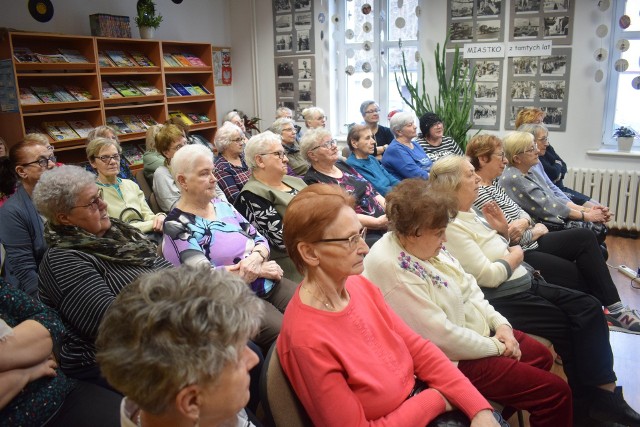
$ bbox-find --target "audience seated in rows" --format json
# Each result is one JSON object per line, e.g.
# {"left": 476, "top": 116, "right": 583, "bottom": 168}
{"left": 382, "top": 111, "right": 433, "bottom": 180}
{"left": 269, "top": 117, "right": 309, "bottom": 175}
{"left": 299, "top": 106, "right": 326, "bottom": 139}
{"left": 360, "top": 100, "right": 394, "bottom": 158}
{"left": 416, "top": 112, "right": 464, "bottom": 162}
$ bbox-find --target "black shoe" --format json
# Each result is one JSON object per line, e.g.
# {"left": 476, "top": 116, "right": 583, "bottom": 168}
{"left": 589, "top": 386, "right": 640, "bottom": 427}
{"left": 600, "top": 244, "right": 609, "bottom": 261}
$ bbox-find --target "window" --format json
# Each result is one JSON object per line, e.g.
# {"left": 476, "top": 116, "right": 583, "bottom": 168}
{"left": 604, "top": 0, "right": 640, "bottom": 147}
{"left": 334, "top": 0, "right": 419, "bottom": 134}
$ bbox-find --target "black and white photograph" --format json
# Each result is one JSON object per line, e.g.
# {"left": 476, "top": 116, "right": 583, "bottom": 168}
{"left": 476, "top": 60, "right": 500, "bottom": 81}
{"left": 295, "top": 102, "right": 311, "bottom": 121}
{"left": 476, "top": 20, "right": 501, "bottom": 41}
{"left": 541, "top": 106, "right": 563, "bottom": 127}
{"left": 277, "top": 61, "right": 294, "bottom": 78}
{"left": 540, "top": 55, "right": 567, "bottom": 75}
{"left": 513, "top": 17, "right": 540, "bottom": 37}
{"left": 299, "top": 82, "right": 312, "bottom": 102}
{"left": 294, "top": 12, "right": 312, "bottom": 30}
{"left": 509, "top": 105, "right": 525, "bottom": 124}
{"left": 543, "top": 0, "right": 569, "bottom": 13}
{"left": 473, "top": 104, "right": 498, "bottom": 125}
{"left": 477, "top": 0, "right": 502, "bottom": 17}
{"left": 294, "top": 0, "right": 311, "bottom": 12}
{"left": 513, "top": 57, "right": 538, "bottom": 75}
{"left": 544, "top": 16, "right": 569, "bottom": 37}
{"left": 275, "top": 0, "right": 291, "bottom": 13}
{"left": 298, "top": 59, "right": 312, "bottom": 80}
{"left": 450, "top": 22, "right": 473, "bottom": 41}
{"left": 511, "top": 80, "right": 537, "bottom": 99}
{"left": 451, "top": 0, "right": 474, "bottom": 18}
{"left": 515, "top": 0, "right": 541, "bottom": 13}
{"left": 539, "top": 80, "right": 565, "bottom": 101}
{"left": 296, "top": 30, "right": 310, "bottom": 52}
{"left": 475, "top": 82, "right": 499, "bottom": 101}
{"left": 275, "top": 34, "right": 293, "bottom": 52}
{"left": 278, "top": 100, "right": 296, "bottom": 111}
{"left": 277, "top": 82, "right": 294, "bottom": 98}
{"left": 275, "top": 15, "right": 292, "bottom": 32}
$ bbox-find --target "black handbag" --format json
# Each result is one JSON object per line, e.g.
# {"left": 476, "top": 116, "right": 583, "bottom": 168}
{"left": 540, "top": 219, "right": 608, "bottom": 244}
{"left": 426, "top": 410, "right": 510, "bottom": 427}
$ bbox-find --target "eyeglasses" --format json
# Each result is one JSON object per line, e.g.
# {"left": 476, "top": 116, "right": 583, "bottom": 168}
{"left": 522, "top": 145, "right": 538, "bottom": 154}
{"left": 492, "top": 152, "right": 506, "bottom": 159}
{"left": 71, "top": 188, "right": 104, "bottom": 212}
{"left": 536, "top": 136, "right": 549, "bottom": 144}
{"left": 314, "top": 228, "right": 367, "bottom": 251}
{"left": 365, "top": 108, "right": 380, "bottom": 114}
{"left": 282, "top": 127, "right": 296, "bottom": 133}
{"left": 260, "top": 150, "right": 287, "bottom": 160}
{"left": 230, "top": 137, "right": 244, "bottom": 144}
{"left": 20, "top": 155, "right": 57, "bottom": 168}
{"left": 310, "top": 139, "right": 337, "bottom": 151}
{"left": 96, "top": 154, "right": 121, "bottom": 163}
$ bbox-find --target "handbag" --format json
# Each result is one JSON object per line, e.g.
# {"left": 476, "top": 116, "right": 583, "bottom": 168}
{"left": 540, "top": 219, "right": 608, "bottom": 244}
{"left": 426, "top": 410, "right": 510, "bottom": 427}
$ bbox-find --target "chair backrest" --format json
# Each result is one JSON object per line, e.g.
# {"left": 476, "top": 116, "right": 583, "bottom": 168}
{"left": 135, "top": 169, "right": 161, "bottom": 213}
{"left": 260, "top": 342, "right": 312, "bottom": 427}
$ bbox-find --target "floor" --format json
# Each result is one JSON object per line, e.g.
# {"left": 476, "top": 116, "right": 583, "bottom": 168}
{"left": 507, "top": 234, "right": 640, "bottom": 426}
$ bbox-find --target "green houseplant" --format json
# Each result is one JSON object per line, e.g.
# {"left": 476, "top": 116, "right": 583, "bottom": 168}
{"left": 613, "top": 126, "right": 637, "bottom": 152}
{"left": 135, "top": 0, "right": 163, "bottom": 39}
{"left": 395, "top": 37, "right": 477, "bottom": 151}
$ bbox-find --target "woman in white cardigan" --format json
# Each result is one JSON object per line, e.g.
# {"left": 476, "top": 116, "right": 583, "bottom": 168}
{"left": 363, "top": 179, "right": 571, "bottom": 427}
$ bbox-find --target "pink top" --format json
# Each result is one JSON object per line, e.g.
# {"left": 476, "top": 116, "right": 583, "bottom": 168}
{"left": 277, "top": 275, "right": 491, "bottom": 427}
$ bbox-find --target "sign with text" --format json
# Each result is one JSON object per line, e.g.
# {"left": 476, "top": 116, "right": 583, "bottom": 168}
{"left": 507, "top": 40, "right": 552, "bottom": 57}
{"left": 463, "top": 43, "right": 506, "bottom": 59}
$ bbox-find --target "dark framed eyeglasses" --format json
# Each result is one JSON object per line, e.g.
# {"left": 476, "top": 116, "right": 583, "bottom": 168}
{"left": 313, "top": 228, "right": 367, "bottom": 251}
{"left": 96, "top": 154, "right": 121, "bottom": 163}
{"left": 492, "top": 152, "right": 506, "bottom": 159}
{"left": 365, "top": 108, "right": 380, "bottom": 114}
{"left": 71, "top": 188, "right": 104, "bottom": 212}
{"left": 20, "top": 155, "right": 56, "bottom": 168}
{"left": 260, "top": 151, "right": 287, "bottom": 160}
{"left": 309, "top": 139, "right": 337, "bottom": 151}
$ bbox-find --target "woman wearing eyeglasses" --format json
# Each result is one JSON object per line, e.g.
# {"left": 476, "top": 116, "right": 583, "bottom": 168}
{"left": 162, "top": 144, "right": 296, "bottom": 353}
{"left": 214, "top": 121, "right": 251, "bottom": 204}
{"left": 33, "top": 165, "right": 172, "bottom": 388}
{"left": 0, "top": 139, "right": 56, "bottom": 297}
{"left": 278, "top": 183, "right": 502, "bottom": 427}
{"left": 86, "top": 138, "right": 165, "bottom": 236}
{"left": 234, "top": 131, "right": 307, "bottom": 283}
{"left": 381, "top": 111, "right": 434, "bottom": 181}
{"left": 86, "top": 126, "right": 136, "bottom": 182}
{"left": 416, "top": 112, "right": 464, "bottom": 162}
{"left": 300, "top": 128, "right": 388, "bottom": 246}
{"left": 360, "top": 100, "right": 394, "bottom": 158}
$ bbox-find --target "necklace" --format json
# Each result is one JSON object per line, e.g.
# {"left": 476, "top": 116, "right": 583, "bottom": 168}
{"left": 302, "top": 283, "right": 335, "bottom": 311}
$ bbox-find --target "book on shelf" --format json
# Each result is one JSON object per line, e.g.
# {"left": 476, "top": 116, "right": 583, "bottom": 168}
{"left": 182, "top": 84, "right": 200, "bottom": 96}
{"left": 169, "top": 83, "right": 191, "bottom": 97}
{"left": 50, "top": 85, "right": 77, "bottom": 102}
{"left": 36, "top": 53, "right": 68, "bottom": 64}
{"left": 65, "top": 85, "right": 93, "bottom": 101}
{"left": 67, "top": 119, "right": 94, "bottom": 138}
{"left": 102, "top": 81, "right": 123, "bottom": 99}
{"left": 185, "top": 113, "right": 202, "bottom": 124}
{"left": 129, "top": 80, "right": 162, "bottom": 96}
{"left": 58, "top": 48, "right": 89, "bottom": 63}
{"left": 106, "top": 116, "right": 133, "bottom": 134}
{"left": 24, "top": 125, "right": 43, "bottom": 135}
{"left": 13, "top": 47, "right": 39, "bottom": 63}
{"left": 31, "top": 86, "right": 61, "bottom": 103}
{"left": 137, "top": 114, "right": 159, "bottom": 128}
{"left": 121, "top": 144, "right": 144, "bottom": 166}
{"left": 169, "top": 111, "right": 194, "bottom": 126}
{"left": 128, "top": 51, "right": 154, "bottom": 67}
{"left": 109, "top": 80, "right": 144, "bottom": 97}
{"left": 42, "top": 121, "right": 80, "bottom": 141}
{"left": 171, "top": 53, "right": 193, "bottom": 67}
{"left": 162, "top": 53, "right": 181, "bottom": 67}
{"left": 182, "top": 52, "right": 206, "bottom": 67}
{"left": 97, "top": 51, "right": 115, "bottom": 67}
{"left": 183, "top": 83, "right": 210, "bottom": 96}
{"left": 120, "top": 115, "right": 147, "bottom": 133}
{"left": 165, "top": 85, "right": 180, "bottom": 97}
{"left": 195, "top": 113, "right": 211, "bottom": 122}
{"left": 19, "top": 88, "right": 42, "bottom": 105}
{"left": 105, "top": 50, "right": 136, "bottom": 67}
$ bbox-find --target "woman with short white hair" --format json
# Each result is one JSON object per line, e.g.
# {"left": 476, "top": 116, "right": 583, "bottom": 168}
{"left": 269, "top": 117, "right": 308, "bottom": 175}
{"left": 214, "top": 121, "right": 250, "bottom": 203}
{"left": 300, "top": 106, "right": 326, "bottom": 137}
{"left": 381, "top": 111, "right": 433, "bottom": 180}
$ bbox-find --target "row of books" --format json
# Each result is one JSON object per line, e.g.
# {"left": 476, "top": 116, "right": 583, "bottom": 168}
{"left": 106, "top": 114, "right": 160, "bottom": 135}
{"left": 165, "top": 82, "right": 211, "bottom": 97}
{"left": 19, "top": 85, "right": 93, "bottom": 105}
{"left": 33, "top": 120, "right": 95, "bottom": 141}
{"left": 162, "top": 52, "right": 206, "bottom": 68}
{"left": 169, "top": 111, "right": 212, "bottom": 126}
{"left": 102, "top": 80, "right": 162, "bottom": 99}
{"left": 13, "top": 47, "right": 90, "bottom": 64}
{"left": 98, "top": 50, "right": 155, "bottom": 68}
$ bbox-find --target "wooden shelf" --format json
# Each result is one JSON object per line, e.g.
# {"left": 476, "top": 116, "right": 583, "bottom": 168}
{"left": 99, "top": 66, "right": 161, "bottom": 75}
{"left": 167, "top": 94, "right": 215, "bottom": 104}
{"left": 21, "top": 101, "right": 102, "bottom": 113}
{"left": 163, "top": 66, "right": 212, "bottom": 74}
{"left": 103, "top": 95, "right": 165, "bottom": 107}
{"left": 15, "top": 63, "right": 97, "bottom": 72}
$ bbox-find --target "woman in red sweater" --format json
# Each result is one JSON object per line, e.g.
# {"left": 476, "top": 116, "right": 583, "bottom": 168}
{"left": 277, "top": 183, "right": 501, "bottom": 427}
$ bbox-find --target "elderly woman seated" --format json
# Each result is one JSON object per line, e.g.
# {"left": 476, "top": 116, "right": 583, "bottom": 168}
{"left": 234, "top": 131, "right": 307, "bottom": 283}
{"left": 97, "top": 266, "right": 262, "bottom": 427}
{"left": 345, "top": 124, "right": 399, "bottom": 196}
{"left": 416, "top": 112, "right": 464, "bottom": 162}
{"left": 0, "top": 278, "right": 121, "bottom": 426}
{"left": 467, "top": 134, "right": 640, "bottom": 333}
{"left": 300, "top": 106, "right": 326, "bottom": 139}
{"left": 278, "top": 183, "right": 501, "bottom": 427}
{"left": 33, "top": 165, "right": 172, "bottom": 387}
{"left": 381, "top": 111, "right": 433, "bottom": 180}
{"left": 428, "top": 155, "right": 640, "bottom": 426}
{"left": 141, "top": 124, "right": 164, "bottom": 185}
{"left": 363, "top": 179, "right": 572, "bottom": 426}
{"left": 360, "top": 100, "right": 394, "bottom": 157}
{"left": 86, "top": 126, "right": 136, "bottom": 181}
{"left": 269, "top": 117, "right": 309, "bottom": 175}
{"left": 300, "top": 128, "right": 387, "bottom": 246}
{"left": 213, "top": 121, "right": 250, "bottom": 203}
{"left": 87, "top": 137, "right": 165, "bottom": 235}
{"left": 161, "top": 144, "right": 296, "bottom": 352}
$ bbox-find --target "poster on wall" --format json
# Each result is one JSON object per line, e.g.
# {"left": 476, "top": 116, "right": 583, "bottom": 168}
{"left": 447, "top": 0, "right": 506, "bottom": 48}
{"left": 212, "top": 47, "right": 232, "bottom": 86}
{"left": 274, "top": 56, "right": 315, "bottom": 120}
{"left": 509, "top": 0, "right": 574, "bottom": 45}
{"left": 273, "top": 0, "right": 315, "bottom": 56}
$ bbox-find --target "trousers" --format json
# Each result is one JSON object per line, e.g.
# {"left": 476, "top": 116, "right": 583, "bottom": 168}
{"left": 255, "top": 277, "right": 297, "bottom": 352}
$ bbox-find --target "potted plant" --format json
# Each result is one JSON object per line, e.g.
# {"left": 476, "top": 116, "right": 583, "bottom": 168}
{"left": 612, "top": 126, "right": 637, "bottom": 152}
{"left": 135, "top": 0, "right": 162, "bottom": 39}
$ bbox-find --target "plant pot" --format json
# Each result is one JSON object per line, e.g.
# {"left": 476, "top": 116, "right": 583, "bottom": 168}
{"left": 617, "top": 136, "right": 634, "bottom": 152}
{"left": 139, "top": 26, "right": 155, "bottom": 39}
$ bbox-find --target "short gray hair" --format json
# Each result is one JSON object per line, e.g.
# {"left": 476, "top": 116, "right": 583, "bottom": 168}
{"left": 171, "top": 144, "right": 213, "bottom": 182}
{"left": 223, "top": 111, "right": 241, "bottom": 123}
{"left": 96, "top": 265, "right": 264, "bottom": 415}
{"left": 269, "top": 117, "right": 295, "bottom": 135}
{"left": 300, "top": 128, "right": 332, "bottom": 161}
{"left": 275, "top": 106, "right": 292, "bottom": 119}
{"left": 359, "top": 100, "right": 377, "bottom": 116}
{"left": 87, "top": 125, "right": 118, "bottom": 142}
{"left": 32, "top": 165, "right": 97, "bottom": 223}
{"left": 86, "top": 137, "right": 121, "bottom": 160}
{"left": 301, "top": 106, "right": 324, "bottom": 124}
{"left": 214, "top": 122, "right": 244, "bottom": 154}
{"left": 517, "top": 123, "right": 548, "bottom": 137}
{"left": 244, "top": 131, "right": 282, "bottom": 169}
{"left": 389, "top": 112, "right": 416, "bottom": 135}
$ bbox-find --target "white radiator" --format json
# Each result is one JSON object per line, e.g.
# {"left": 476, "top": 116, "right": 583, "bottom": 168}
{"left": 565, "top": 168, "right": 640, "bottom": 232}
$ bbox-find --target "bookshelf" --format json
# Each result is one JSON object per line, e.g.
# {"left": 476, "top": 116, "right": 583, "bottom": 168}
{"left": 0, "top": 31, "right": 217, "bottom": 166}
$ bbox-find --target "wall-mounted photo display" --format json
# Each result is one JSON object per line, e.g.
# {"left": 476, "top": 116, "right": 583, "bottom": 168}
{"left": 447, "top": 0, "right": 506, "bottom": 47}
{"left": 510, "top": 0, "right": 573, "bottom": 45}
{"left": 274, "top": 56, "right": 315, "bottom": 121}
{"left": 273, "top": 0, "right": 314, "bottom": 56}
{"left": 505, "top": 47, "right": 571, "bottom": 131}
